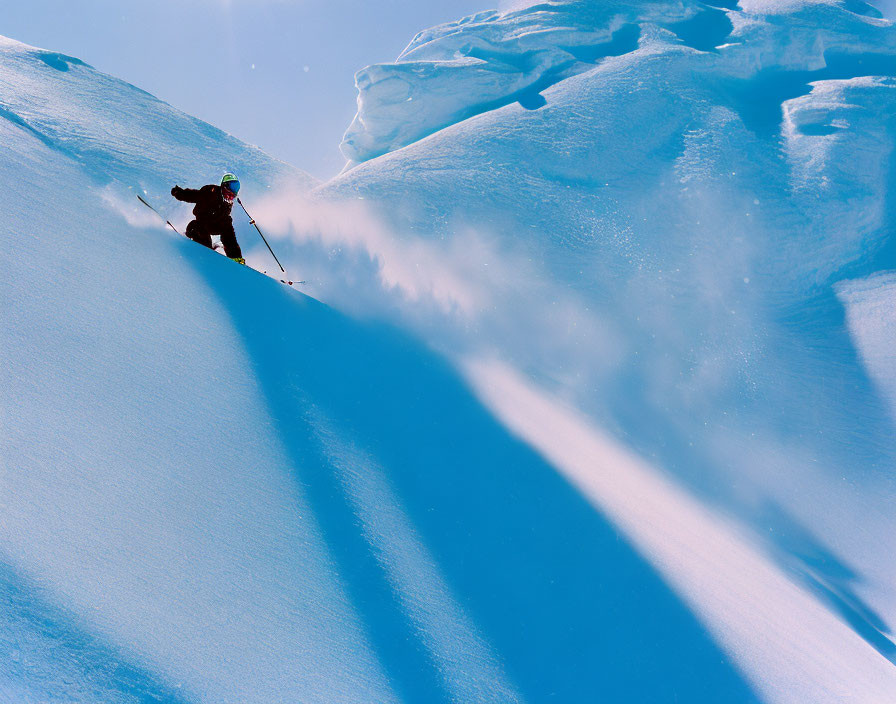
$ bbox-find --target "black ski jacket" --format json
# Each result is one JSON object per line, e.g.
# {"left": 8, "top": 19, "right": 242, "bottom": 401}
{"left": 172, "top": 184, "right": 235, "bottom": 236}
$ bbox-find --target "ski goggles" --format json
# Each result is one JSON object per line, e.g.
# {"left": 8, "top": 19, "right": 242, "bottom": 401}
{"left": 223, "top": 179, "right": 240, "bottom": 195}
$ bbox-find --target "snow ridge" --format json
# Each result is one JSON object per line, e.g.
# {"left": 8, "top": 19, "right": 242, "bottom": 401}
{"left": 341, "top": 0, "right": 895, "bottom": 165}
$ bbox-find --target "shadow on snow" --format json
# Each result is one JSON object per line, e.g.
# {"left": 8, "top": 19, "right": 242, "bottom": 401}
{"left": 194, "top": 250, "right": 760, "bottom": 703}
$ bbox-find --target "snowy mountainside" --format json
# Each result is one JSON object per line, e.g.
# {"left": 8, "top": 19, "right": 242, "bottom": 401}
{"left": 0, "top": 41, "right": 390, "bottom": 704}
{"left": 3, "top": 0, "right": 896, "bottom": 702}
{"left": 340, "top": 0, "right": 893, "bottom": 163}
{"left": 261, "top": 0, "right": 896, "bottom": 700}
{"left": 3, "top": 29, "right": 751, "bottom": 704}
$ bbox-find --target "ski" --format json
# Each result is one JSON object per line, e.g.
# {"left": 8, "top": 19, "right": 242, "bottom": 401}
{"left": 261, "top": 270, "right": 306, "bottom": 286}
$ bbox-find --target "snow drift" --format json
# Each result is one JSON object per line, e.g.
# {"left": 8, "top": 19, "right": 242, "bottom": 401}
{"left": 3, "top": 0, "right": 896, "bottom": 702}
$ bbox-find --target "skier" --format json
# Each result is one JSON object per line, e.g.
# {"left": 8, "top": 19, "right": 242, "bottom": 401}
{"left": 171, "top": 173, "right": 245, "bottom": 264}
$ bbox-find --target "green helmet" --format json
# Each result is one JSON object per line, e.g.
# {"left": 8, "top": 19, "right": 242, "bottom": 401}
{"left": 221, "top": 172, "right": 240, "bottom": 201}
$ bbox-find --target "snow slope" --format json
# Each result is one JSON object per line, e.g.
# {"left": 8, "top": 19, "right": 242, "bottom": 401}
{"left": 1, "top": 32, "right": 750, "bottom": 704}
{"left": 269, "top": 0, "right": 896, "bottom": 700}
{"left": 1, "top": 38, "right": 394, "bottom": 704}
{"left": 3, "top": 0, "right": 896, "bottom": 702}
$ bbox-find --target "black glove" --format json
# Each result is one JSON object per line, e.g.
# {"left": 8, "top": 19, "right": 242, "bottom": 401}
{"left": 171, "top": 185, "right": 183, "bottom": 198}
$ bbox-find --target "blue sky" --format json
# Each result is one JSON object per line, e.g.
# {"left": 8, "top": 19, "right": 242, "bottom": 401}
{"left": 4, "top": 0, "right": 491, "bottom": 179}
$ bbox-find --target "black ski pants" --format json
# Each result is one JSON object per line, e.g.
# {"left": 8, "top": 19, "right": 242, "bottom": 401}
{"left": 185, "top": 220, "right": 242, "bottom": 259}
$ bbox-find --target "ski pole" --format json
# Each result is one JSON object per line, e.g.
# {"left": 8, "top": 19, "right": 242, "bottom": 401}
{"left": 137, "top": 194, "right": 182, "bottom": 235}
{"left": 238, "top": 198, "right": 285, "bottom": 273}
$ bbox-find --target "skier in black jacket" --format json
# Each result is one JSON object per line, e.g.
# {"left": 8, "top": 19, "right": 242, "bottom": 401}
{"left": 171, "top": 173, "right": 245, "bottom": 264}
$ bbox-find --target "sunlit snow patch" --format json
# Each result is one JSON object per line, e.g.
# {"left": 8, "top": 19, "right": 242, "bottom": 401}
{"left": 465, "top": 357, "right": 896, "bottom": 704}
{"left": 837, "top": 272, "right": 896, "bottom": 423}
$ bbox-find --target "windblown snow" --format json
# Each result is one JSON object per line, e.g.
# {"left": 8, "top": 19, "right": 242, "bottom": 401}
{"left": 2, "top": 0, "right": 896, "bottom": 702}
